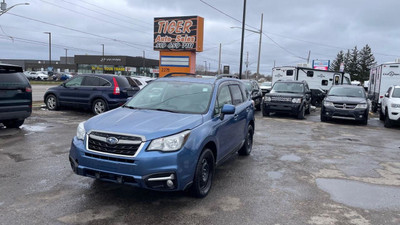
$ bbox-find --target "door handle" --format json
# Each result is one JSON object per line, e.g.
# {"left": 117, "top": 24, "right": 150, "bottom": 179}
{"left": 246, "top": 107, "right": 250, "bottom": 112}
{"left": 234, "top": 114, "right": 239, "bottom": 120}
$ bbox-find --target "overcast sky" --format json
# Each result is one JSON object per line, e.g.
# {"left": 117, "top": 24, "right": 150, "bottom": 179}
{"left": 1, "top": 0, "right": 399, "bottom": 74}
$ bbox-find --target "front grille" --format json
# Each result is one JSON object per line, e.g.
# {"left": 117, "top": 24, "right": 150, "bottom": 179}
{"left": 271, "top": 96, "right": 292, "bottom": 102}
{"left": 333, "top": 103, "right": 357, "bottom": 110}
{"left": 87, "top": 131, "right": 143, "bottom": 156}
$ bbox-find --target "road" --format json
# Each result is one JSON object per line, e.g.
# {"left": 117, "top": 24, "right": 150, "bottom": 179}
{"left": 0, "top": 108, "right": 399, "bottom": 224}
{"left": 32, "top": 84, "right": 57, "bottom": 102}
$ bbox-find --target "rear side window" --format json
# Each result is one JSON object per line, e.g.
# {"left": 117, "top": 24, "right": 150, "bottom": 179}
{"left": 99, "top": 78, "right": 111, "bottom": 87}
{"left": 287, "top": 70, "right": 293, "bottom": 76}
{"left": 307, "top": 71, "right": 314, "bottom": 77}
{"left": 229, "top": 84, "right": 244, "bottom": 105}
{"left": 82, "top": 76, "right": 100, "bottom": 86}
{"left": 0, "top": 73, "right": 29, "bottom": 86}
{"left": 115, "top": 76, "right": 131, "bottom": 88}
{"left": 126, "top": 77, "right": 139, "bottom": 87}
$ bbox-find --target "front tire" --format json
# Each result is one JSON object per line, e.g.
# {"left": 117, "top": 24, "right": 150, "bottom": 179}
{"left": 191, "top": 149, "right": 215, "bottom": 198}
{"left": 46, "top": 94, "right": 58, "bottom": 110}
{"left": 92, "top": 99, "right": 108, "bottom": 115}
{"left": 384, "top": 109, "right": 393, "bottom": 128}
{"left": 3, "top": 119, "right": 25, "bottom": 128}
{"left": 305, "top": 104, "right": 311, "bottom": 114}
{"left": 262, "top": 105, "right": 269, "bottom": 117}
{"left": 238, "top": 125, "right": 254, "bottom": 156}
{"left": 297, "top": 106, "right": 305, "bottom": 119}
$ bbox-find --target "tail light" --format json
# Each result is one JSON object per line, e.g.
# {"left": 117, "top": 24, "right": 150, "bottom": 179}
{"left": 112, "top": 77, "right": 120, "bottom": 95}
{"left": 380, "top": 96, "right": 383, "bottom": 98}
{"left": 25, "top": 87, "right": 32, "bottom": 92}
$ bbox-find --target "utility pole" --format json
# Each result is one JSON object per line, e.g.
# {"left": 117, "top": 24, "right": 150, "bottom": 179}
{"left": 101, "top": 44, "right": 104, "bottom": 73}
{"left": 307, "top": 50, "right": 311, "bottom": 65}
{"left": 64, "top": 48, "right": 68, "bottom": 64}
{"left": 204, "top": 61, "right": 207, "bottom": 75}
{"left": 209, "top": 62, "right": 210, "bottom": 75}
{"left": 44, "top": 32, "right": 51, "bottom": 70}
{"left": 245, "top": 52, "right": 249, "bottom": 79}
{"left": 218, "top": 43, "right": 222, "bottom": 74}
{"left": 256, "top": 13, "right": 263, "bottom": 81}
{"left": 143, "top": 50, "right": 146, "bottom": 75}
{"left": 239, "top": 0, "right": 247, "bottom": 79}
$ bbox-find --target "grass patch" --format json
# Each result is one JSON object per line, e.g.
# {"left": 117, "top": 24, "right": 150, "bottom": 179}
{"left": 30, "top": 80, "right": 63, "bottom": 85}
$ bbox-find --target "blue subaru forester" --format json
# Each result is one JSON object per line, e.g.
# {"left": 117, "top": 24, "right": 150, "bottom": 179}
{"left": 69, "top": 75, "right": 255, "bottom": 197}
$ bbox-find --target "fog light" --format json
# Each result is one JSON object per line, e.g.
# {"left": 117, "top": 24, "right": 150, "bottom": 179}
{"left": 166, "top": 180, "right": 174, "bottom": 188}
{"left": 95, "top": 172, "right": 100, "bottom": 179}
{"left": 117, "top": 176, "right": 123, "bottom": 184}
{"left": 359, "top": 115, "right": 363, "bottom": 118}
{"left": 326, "top": 112, "right": 329, "bottom": 115}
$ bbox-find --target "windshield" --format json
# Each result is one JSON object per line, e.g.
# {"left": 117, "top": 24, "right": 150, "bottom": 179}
{"left": 328, "top": 86, "right": 365, "bottom": 98}
{"left": 243, "top": 81, "right": 252, "bottom": 92}
{"left": 262, "top": 82, "right": 272, "bottom": 87}
{"left": 393, "top": 88, "right": 400, "bottom": 98}
{"left": 271, "top": 82, "right": 304, "bottom": 93}
{"left": 125, "top": 81, "right": 213, "bottom": 114}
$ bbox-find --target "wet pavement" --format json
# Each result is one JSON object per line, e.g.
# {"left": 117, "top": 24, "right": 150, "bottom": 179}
{"left": 0, "top": 108, "right": 400, "bottom": 225}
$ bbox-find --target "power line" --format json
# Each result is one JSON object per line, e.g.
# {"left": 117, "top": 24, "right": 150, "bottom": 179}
{"left": 7, "top": 13, "right": 152, "bottom": 51}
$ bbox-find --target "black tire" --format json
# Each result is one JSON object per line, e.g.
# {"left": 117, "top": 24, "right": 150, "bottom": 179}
{"left": 191, "top": 149, "right": 215, "bottom": 198}
{"left": 379, "top": 109, "right": 384, "bottom": 121}
{"left": 3, "top": 119, "right": 25, "bottom": 128}
{"left": 305, "top": 104, "right": 311, "bottom": 114}
{"left": 262, "top": 106, "right": 269, "bottom": 117}
{"left": 371, "top": 102, "right": 377, "bottom": 113}
{"left": 320, "top": 114, "right": 327, "bottom": 122}
{"left": 384, "top": 109, "right": 393, "bottom": 128}
{"left": 297, "top": 106, "right": 305, "bottom": 119}
{"left": 45, "top": 94, "right": 58, "bottom": 110}
{"left": 238, "top": 125, "right": 254, "bottom": 156}
{"left": 92, "top": 99, "right": 108, "bottom": 115}
{"left": 361, "top": 116, "right": 368, "bottom": 125}
{"left": 255, "top": 102, "right": 261, "bottom": 111}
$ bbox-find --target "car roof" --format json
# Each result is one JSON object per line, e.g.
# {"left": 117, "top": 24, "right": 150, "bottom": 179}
{"left": 157, "top": 76, "right": 239, "bottom": 85}
{"left": 275, "top": 80, "right": 306, "bottom": 84}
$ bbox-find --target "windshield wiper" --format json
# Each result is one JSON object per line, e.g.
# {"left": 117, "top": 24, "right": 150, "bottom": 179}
{"left": 154, "top": 108, "right": 177, "bottom": 113}
{"left": 123, "top": 105, "right": 136, "bottom": 109}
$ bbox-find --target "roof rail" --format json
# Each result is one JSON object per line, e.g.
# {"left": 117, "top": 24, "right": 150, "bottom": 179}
{"left": 216, "top": 74, "right": 239, "bottom": 80}
{"left": 163, "top": 72, "right": 196, "bottom": 77}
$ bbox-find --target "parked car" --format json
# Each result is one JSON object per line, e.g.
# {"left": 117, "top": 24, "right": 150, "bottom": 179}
{"left": 44, "top": 74, "right": 138, "bottom": 114}
{"left": 69, "top": 76, "right": 255, "bottom": 198}
{"left": 23, "top": 71, "right": 35, "bottom": 80}
{"left": 260, "top": 81, "right": 272, "bottom": 95}
{"left": 321, "top": 85, "right": 369, "bottom": 125}
{"left": 242, "top": 79, "right": 262, "bottom": 110}
{"left": 0, "top": 64, "right": 32, "bottom": 128}
{"left": 127, "top": 76, "right": 155, "bottom": 89}
{"left": 30, "top": 71, "right": 49, "bottom": 80}
{"left": 262, "top": 80, "right": 311, "bottom": 119}
{"left": 380, "top": 85, "right": 400, "bottom": 128}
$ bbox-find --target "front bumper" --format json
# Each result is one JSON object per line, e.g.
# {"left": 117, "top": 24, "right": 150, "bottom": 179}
{"left": 388, "top": 108, "right": 400, "bottom": 121}
{"left": 263, "top": 102, "right": 301, "bottom": 115}
{"left": 69, "top": 137, "right": 196, "bottom": 191}
{"left": 322, "top": 106, "right": 368, "bottom": 121}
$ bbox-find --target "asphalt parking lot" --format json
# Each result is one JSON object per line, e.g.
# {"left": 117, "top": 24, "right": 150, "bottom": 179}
{"left": 1, "top": 108, "right": 400, "bottom": 225}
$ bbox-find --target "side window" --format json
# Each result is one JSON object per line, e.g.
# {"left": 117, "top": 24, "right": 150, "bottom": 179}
{"left": 82, "top": 76, "right": 99, "bottom": 86}
{"left": 287, "top": 70, "right": 293, "bottom": 76}
{"left": 321, "top": 80, "right": 328, "bottom": 86}
{"left": 99, "top": 78, "right": 111, "bottom": 87}
{"left": 307, "top": 71, "right": 314, "bottom": 77}
{"left": 214, "top": 85, "right": 232, "bottom": 115}
{"left": 229, "top": 84, "right": 244, "bottom": 105}
{"left": 134, "top": 79, "right": 143, "bottom": 86}
{"left": 65, "top": 76, "right": 84, "bottom": 87}
{"left": 386, "top": 87, "right": 392, "bottom": 97}
{"left": 126, "top": 77, "right": 139, "bottom": 87}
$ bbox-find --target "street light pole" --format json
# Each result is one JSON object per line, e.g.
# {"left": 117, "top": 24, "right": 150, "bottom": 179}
{"left": 44, "top": 32, "right": 51, "bottom": 67}
{"left": 101, "top": 44, "right": 104, "bottom": 73}
{"left": 256, "top": 13, "right": 263, "bottom": 79}
{"left": 239, "top": 0, "right": 247, "bottom": 79}
{"left": 0, "top": 1, "right": 29, "bottom": 16}
{"left": 64, "top": 48, "right": 68, "bottom": 64}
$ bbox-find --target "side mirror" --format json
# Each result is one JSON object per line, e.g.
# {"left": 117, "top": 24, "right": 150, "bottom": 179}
{"left": 220, "top": 104, "right": 235, "bottom": 120}
{"left": 385, "top": 93, "right": 389, "bottom": 98}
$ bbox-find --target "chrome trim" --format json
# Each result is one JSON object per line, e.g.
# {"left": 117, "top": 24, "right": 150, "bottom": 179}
{"left": 89, "top": 134, "right": 142, "bottom": 145}
{"left": 148, "top": 174, "right": 175, "bottom": 182}
{"left": 85, "top": 130, "right": 146, "bottom": 158}
{"left": 331, "top": 116, "right": 356, "bottom": 120}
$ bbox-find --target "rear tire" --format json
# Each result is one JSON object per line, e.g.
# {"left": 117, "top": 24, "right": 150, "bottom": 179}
{"left": 3, "top": 119, "right": 25, "bottom": 128}
{"left": 305, "top": 104, "right": 311, "bottom": 114}
{"left": 379, "top": 109, "right": 384, "bottom": 121}
{"left": 92, "top": 99, "right": 108, "bottom": 115}
{"left": 297, "top": 106, "right": 305, "bottom": 119}
{"left": 45, "top": 94, "right": 58, "bottom": 110}
{"left": 238, "top": 125, "right": 254, "bottom": 156}
{"left": 191, "top": 149, "right": 215, "bottom": 198}
{"left": 262, "top": 106, "right": 269, "bottom": 117}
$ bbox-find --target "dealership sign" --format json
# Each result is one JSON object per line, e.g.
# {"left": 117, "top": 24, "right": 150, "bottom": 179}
{"left": 312, "top": 60, "right": 330, "bottom": 71}
{"left": 154, "top": 16, "right": 204, "bottom": 52}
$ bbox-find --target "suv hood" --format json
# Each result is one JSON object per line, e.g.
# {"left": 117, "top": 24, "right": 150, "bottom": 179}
{"left": 325, "top": 96, "right": 367, "bottom": 104}
{"left": 83, "top": 107, "right": 203, "bottom": 140}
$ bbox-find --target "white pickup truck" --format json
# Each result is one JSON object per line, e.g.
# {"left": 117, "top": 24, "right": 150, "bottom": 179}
{"left": 380, "top": 85, "right": 400, "bottom": 128}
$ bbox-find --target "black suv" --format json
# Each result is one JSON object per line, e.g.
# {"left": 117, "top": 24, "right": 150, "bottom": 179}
{"left": 242, "top": 79, "right": 262, "bottom": 110}
{"left": 44, "top": 74, "right": 138, "bottom": 114}
{"left": 0, "top": 64, "right": 32, "bottom": 128}
{"left": 262, "top": 80, "right": 312, "bottom": 119}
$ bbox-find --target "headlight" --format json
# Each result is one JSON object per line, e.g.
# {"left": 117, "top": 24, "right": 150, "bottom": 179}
{"left": 148, "top": 130, "right": 191, "bottom": 152}
{"left": 76, "top": 122, "right": 86, "bottom": 140}
{"left": 391, "top": 103, "right": 400, "bottom": 108}
{"left": 355, "top": 103, "right": 368, "bottom": 109}
{"left": 324, "top": 101, "right": 334, "bottom": 107}
{"left": 292, "top": 98, "right": 302, "bottom": 104}
{"left": 264, "top": 96, "right": 271, "bottom": 102}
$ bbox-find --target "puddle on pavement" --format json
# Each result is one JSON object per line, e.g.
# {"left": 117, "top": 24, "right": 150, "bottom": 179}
{"left": 316, "top": 178, "right": 400, "bottom": 210}
{"left": 267, "top": 171, "right": 283, "bottom": 179}
{"left": 280, "top": 154, "right": 301, "bottom": 162}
